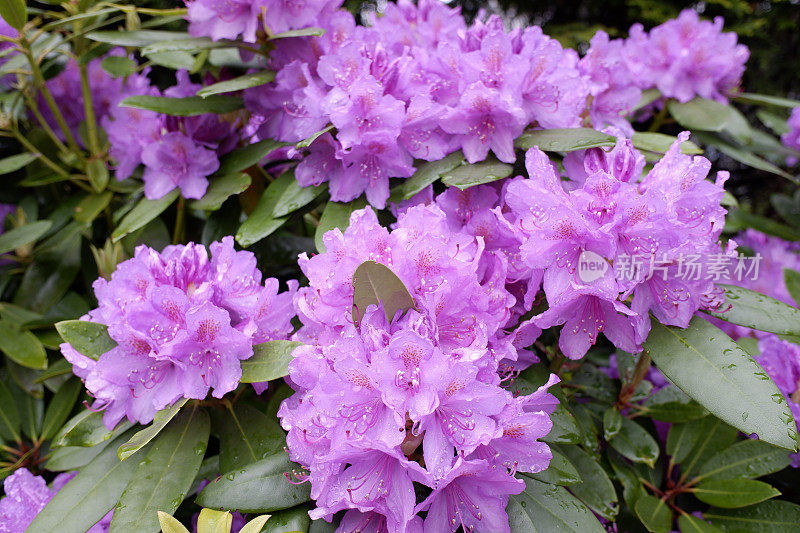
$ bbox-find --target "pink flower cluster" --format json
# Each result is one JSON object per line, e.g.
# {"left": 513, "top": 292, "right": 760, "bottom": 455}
{"left": 279, "top": 206, "right": 559, "bottom": 532}
{"left": 60, "top": 237, "right": 296, "bottom": 428}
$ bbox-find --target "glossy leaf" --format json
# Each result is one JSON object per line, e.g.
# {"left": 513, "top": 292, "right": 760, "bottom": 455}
{"left": 27, "top": 430, "right": 143, "bottom": 533}
{"left": 0, "top": 220, "right": 52, "bottom": 255}
{"left": 110, "top": 408, "right": 210, "bottom": 532}
{"left": 190, "top": 173, "right": 251, "bottom": 211}
{"left": 677, "top": 514, "right": 722, "bottom": 533}
{"left": 695, "top": 439, "right": 791, "bottom": 482}
{"left": 644, "top": 318, "right": 797, "bottom": 451}
{"left": 440, "top": 160, "right": 514, "bottom": 190}
{"left": 55, "top": 410, "right": 130, "bottom": 448}
{"left": 197, "top": 509, "right": 233, "bottom": 533}
{"left": 75, "top": 191, "right": 113, "bottom": 223}
{"left": 608, "top": 417, "right": 659, "bottom": 467}
{"left": 120, "top": 95, "right": 244, "bottom": 116}
{"left": 216, "top": 139, "right": 287, "bottom": 175}
{"left": 507, "top": 477, "right": 605, "bottom": 533}
{"left": 236, "top": 172, "right": 294, "bottom": 247}
{"left": 641, "top": 385, "right": 708, "bottom": 422}
{"left": 196, "top": 452, "right": 311, "bottom": 513}
{"left": 527, "top": 450, "right": 582, "bottom": 486}
{"left": 726, "top": 210, "right": 800, "bottom": 242}
{"left": 271, "top": 176, "right": 327, "bottom": 218}
{"left": 100, "top": 56, "right": 137, "bottom": 77}
{"left": 41, "top": 378, "right": 83, "bottom": 440}
{"left": 112, "top": 190, "right": 179, "bottom": 242}
{"left": 352, "top": 260, "right": 416, "bottom": 325}
{"left": 197, "top": 71, "right": 276, "bottom": 97}
{"left": 261, "top": 506, "right": 308, "bottom": 533}
{"left": 734, "top": 92, "right": 800, "bottom": 108}
{"left": 157, "top": 512, "right": 191, "bottom": 533}
{"left": 118, "top": 399, "right": 188, "bottom": 460}
{"left": 515, "top": 128, "right": 615, "bottom": 151}
{"left": 315, "top": 197, "right": 368, "bottom": 253}
{"left": 217, "top": 403, "right": 285, "bottom": 472}
{"left": 269, "top": 27, "right": 325, "bottom": 39}
{"left": 86, "top": 30, "right": 191, "bottom": 47}
{"left": 634, "top": 495, "right": 672, "bottom": 533}
{"left": 0, "top": 381, "right": 20, "bottom": 442}
{"left": 556, "top": 445, "right": 618, "bottom": 520}
{"left": 0, "top": 152, "right": 39, "bottom": 174}
{"left": 240, "top": 340, "right": 303, "bottom": 383}
{"left": 704, "top": 500, "right": 800, "bottom": 532}
{"left": 46, "top": 442, "right": 114, "bottom": 471}
{"left": 667, "top": 98, "right": 732, "bottom": 132}
{"left": 56, "top": 320, "right": 116, "bottom": 360}
{"left": 707, "top": 285, "right": 800, "bottom": 336}
{"left": 785, "top": 269, "right": 800, "bottom": 306}
{"left": 694, "top": 132, "right": 795, "bottom": 181}
{"left": 603, "top": 407, "right": 623, "bottom": 441}
{"left": 0, "top": 0, "right": 26, "bottom": 29}
{"left": 0, "top": 319, "right": 47, "bottom": 369}
{"left": 142, "top": 37, "right": 237, "bottom": 54}
{"left": 241, "top": 514, "right": 273, "bottom": 533}
{"left": 631, "top": 132, "right": 703, "bottom": 155}
{"left": 693, "top": 479, "right": 780, "bottom": 509}
{"left": 390, "top": 151, "right": 465, "bottom": 201}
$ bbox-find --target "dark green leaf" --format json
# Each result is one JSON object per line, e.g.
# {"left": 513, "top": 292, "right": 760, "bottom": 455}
{"left": 734, "top": 93, "right": 800, "bottom": 109}
{"left": 261, "top": 505, "right": 311, "bottom": 533}
{"left": 757, "top": 110, "right": 790, "bottom": 135}
{"left": 120, "top": 95, "right": 244, "bottom": 116}
{"left": 609, "top": 417, "right": 659, "bottom": 467}
{"left": 0, "top": 152, "right": 39, "bottom": 174}
{"left": 352, "top": 260, "right": 416, "bottom": 325}
{"left": 190, "top": 173, "right": 251, "bottom": 211}
{"left": 86, "top": 30, "right": 191, "bottom": 47}
{"left": 197, "top": 71, "right": 276, "bottom": 97}
{"left": 642, "top": 385, "right": 708, "bottom": 422}
{"left": 236, "top": 172, "right": 294, "bottom": 247}
{"left": 0, "top": 220, "right": 52, "bottom": 255}
{"left": 667, "top": 98, "right": 732, "bottom": 132}
{"left": 607, "top": 450, "right": 647, "bottom": 510}
{"left": 218, "top": 403, "right": 285, "bottom": 472}
{"left": 100, "top": 56, "right": 137, "bottom": 78}
{"left": 196, "top": 452, "right": 311, "bottom": 513}
{"left": 704, "top": 500, "right": 800, "bottom": 532}
{"left": 46, "top": 442, "right": 113, "bottom": 471}
{"left": 694, "top": 479, "right": 780, "bottom": 509}
{"left": 515, "top": 128, "right": 615, "bottom": 151}
{"left": 784, "top": 269, "right": 800, "bottom": 306}
{"left": 86, "top": 158, "right": 110, "bottom": 193}
{"left": 696, "top": 440, "right": 792, "bottom": 482}
{"left": 527, "top": 450, "right": 582, "bottom": 486}
{"left": 56, "top": 320, "right": 117, "bottom": 360}
{"left": 240, "top": 340, "right": 303, "bottom": 383}
{"left": 216, "top": 139, "right": 287, "bottom": 175}
{"left": 675, "top": 418, "right": 738, "bottom": 477}
{"left": 542, "top": 404, "right": 583, "bottom": 444}
{"left": 772, "top": 194, "right": 800, "bottom": 228}
{"left": 295, "top": 125, "right": 334, "bottom": 149}
{"left": 147, "top": 51, "right": 196, "bottom": 70}
{"left": 112, "top": 190, "right": 179, "bottom": 242}
{"left": 634, "top": 495, "right": 672, "bottom": 533}
{"left": 644, "top": 318, "right": 797, "bottom": 451}
{"left": 271, "top": 175, "right": 327, "bottom": 218}
{"left": 390, "top": 151, "right": 465, "bottom": 201}
{"left": 110, "top": 408, "right": 210, "bottom": 533}
{"left": 677, "top": 514, "right": 722, "bottom": 533}
{"left": 694, "top": 132, "right": 795, "bottom": 182}
{"left": 0, "top": 319, "right": 47, "bottom": 369}
{"left": 441, "top": 160, "right": 514, "bottom": 190}
{"left": 142, "top": 37, "right": 237, "bottom": 54}
{"left": 631, "top": 132, "right": 703, "bottom": 155}
{"left": 41, "top": 378, "right": 83, "bottom": 440}
{"left": 726, "top": 210, "right": 800, "bottom": 242}
{"left": 0, "top": 0, "right": 26, "bottom": 29}
{"left": 507, "top": 477, "right": 605, "bottom": 533}
{"left": 315, "top": 197, "right": 368, "bottom": 253}
{"left": 0, "top": 381, "right": 20, "bottom": 442}
{"left": 556, "top": 445, "right": 618, "bottom": 520}
{"left": 118, "top": 399, "right": 188, "bottom": 460}
{"left": 55, "top": 410, "right": 129, "bottom": 448}
{"left": 75, "top": 191, "right": 113, "bottom": 223}
{"left": 603, "top": 407, "right": 622, "bottom": 441}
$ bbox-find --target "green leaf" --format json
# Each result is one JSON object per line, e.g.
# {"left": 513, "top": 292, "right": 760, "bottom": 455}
{"left": 634, "top": 495, "right": 672, "bottom": 533}
{"left": 142, "top": 37, "right": 236, "bottom": 54}
{"left": 27, "top": 430, "right": 143, "bottom": 533}
{"left": 603, "top": 407, "right": 622, "bottom": 441}
{"left": 608, "top": 417, "right": 659, "bottom": 467}
{"left": 0, "top": 0, "right": 26, "bottom": 29}
{"left": 694, "top": 479, "right": 780, "bottom": 509}
{"left": 675, "top": 417, "right": 738, "bottom": 477}
{"left": 110, "top": 408, "right": 210, "bottom": 533}
{"left": 694, "top": 132, "right": 795, "bottom": 182}
{"left": 271, "top": 174, "right": 327, "bottom": 217}
{"left": 75, "top": 191, "right": 113, "bottom": 223}
{"left": 677, "top": 514, "right": 722, "bottom": 533}
{"left": 86, "top": 158, "right": 110, "bottom": 192}
{"left": 726, "top": 209, "right": 800, "bottom": 242}
{"left": 0, "top": 381, "right": 20, "bottom": 442}
{"left": 112, "top": 190, "right": 179, "bottom": 242}
{"left": 240, "top": 340, "right": 303, "bottom": 383}
{"left": 0, "top": 152, "right": 39, "bottom": 174}
{"left": 197, "top": 71, "right": 276, "bottom": 97}
{"left": 147, "top": 51, "right": 196, "bottom": 70}
{"left": 352, "top": 260, "right": 416, "bottom": 325}
{"left": 708, "top": 285, "right": 800, "bottom": 335}
{"left": 734, "top": 92, "right": 800, "bottom": 109}
{"left": 120, "top": 95, "right": 244, "bottom": 116}
{"left": 607, "top": 450, "right": 647, "bottom": 511}
{"left": 633, "top": 89, "right": 661, "bottom": 112}
{"left": 527, "top": 450, "right": 582, "bottom": 486}
{"left": 197, "top": 509, "right": 233, "bottom": 533}
{"left": 41, "top": 378, "right": 83, "bottom": 440}
{"left": 269, "top": 27, "right": 325, "bottom": 39}
{"left": 236, "top": 172, "right": 294, "bottom": 247}
{"left": 261, "top": 506, "right": 310, "bottom": 533}
{"left": 118, "top": 399, "right": 188, "bottom": 460}
{"left": 0, "top": 220, "right": 52, "bottom": 255}
{"left": 196, "top": 452, "right": 311, "bottom": 513}
{"left": 515, "top": 128, "right": 615, "bottom": 151}
{"left": 100, "top": 56, "right": 137, "bottom": 78}
{"left": 772, "top": 194, "right": 800, "bottom": 228}
{"left": 56, "top": 320, "right": 117, "bottom": 360}
{"left": 241, "top": 514, "right": 274, "bottom": 533}
{"left": 507, "top": 477, "right": 605, "bottom": 533}
{"left": 216, "top": 139, "right": 287, "bottom": 175}
{"left": 217, "top": 403, "right": 285, "bottom": 472}
{"left": 643, "top": 318, "right": 797, "bottom": 451}
{"left": 758, "top": 110, "right": 790, "bottom": 136}
{"left": 55, "top": 410, "right": 129, "bottom": 448}
{"left": 784, "top": 269, "right": 800, "bottom": 306}
{"left": 46, "top": 442, "right": 114, "bottom": 471}
{"left": 704, "top": 500, "right": 800, "bottom": 532}
{"left": 641, "top": 385, "right": 708, "bottom": 422}
{"left": 696, "top": 440, "right": 792, "bottom": 482}
{"left": 390, "top": 151, "right": 465, "bottom": 201}
{"left": 86, "top": 30, "right": 192, "bottom": 47}
{"left": 631, "top": 132, "right": 703, "bottom": 155}
{"left": 190, "top": 173, "right": 251, "bottom": 211}
{"left": 315, "top": 197, "right": 368, "bottom": 253}
{"left": 157, "top": 512, "right": 191, "bottom": 533}
{"left": 667, "top": 98, "right": 733, "bottom": 132}
{"left": 295, "top": 125, "right": 334, "bottom": 149}
{"left": 0, "top": 319, "right": 47, "bottom": 369}
{"left": 440, "top": 159, "right": 514, "bottom": 190}
{"left": 556, "top": 445, "right": 618, "bottom": 520}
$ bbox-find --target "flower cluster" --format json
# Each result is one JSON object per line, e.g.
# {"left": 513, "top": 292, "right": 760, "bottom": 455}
{"left": 61, "top": 237, "right": 296, "bottom": 429}
{"left": 503, "top": 133, "right": 730, "bottom": 359}
{"left": 0, "top": 469, "right": 111, "bottom": 533}
{"left": 279, "top": 206, "right": 559, "bottom": 532}
{"left": 782, "top": 107, "right": 800, "bottom": 166}
{"left": 624, "top": 9, "right": 749, "bottom": 103}
{"left": 103, "top": 70, "right": 240, "bottom": 199}
{"left": 186, "top": 0, "right": 341, "bottom": 42}
{"left": 245, "top": 0, "right": 589, "bottom": 207}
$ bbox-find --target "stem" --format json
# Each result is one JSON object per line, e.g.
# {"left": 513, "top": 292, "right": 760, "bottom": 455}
{"left": 11, "top": 126, "right": 71, "bottom": 179}
{"left": 22, "top": 90, "right": 70, "bottom": 154}
{"left": 172, "top": 196, "right": 186, "bottom": 244}
{"left": 648, "top": 104, "right": 669, "bottom": 133}
{"left": 79, "top": 63, "right": 100, "bottom": 155}
{"left": 617, "top": 350, "right": 651, "bottom": 407}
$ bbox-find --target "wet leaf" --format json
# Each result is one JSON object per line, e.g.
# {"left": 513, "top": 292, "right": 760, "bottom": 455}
{"left": 352, "top": 261, "right": 416, "bottom": 325}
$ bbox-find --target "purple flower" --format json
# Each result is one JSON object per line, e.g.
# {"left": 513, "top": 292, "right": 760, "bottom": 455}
{"left": 782, "top": 108, "right": 800, "bottom": 166}
{"left": 61, "top": 237, "right": 296, "bottom": 428}
{"left": 141, "top": 131, "right": 220, "bottom": 200}
{"left": 186, "top": 0, "right": 264, "bottom": 42}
